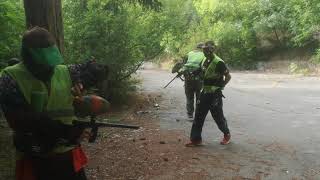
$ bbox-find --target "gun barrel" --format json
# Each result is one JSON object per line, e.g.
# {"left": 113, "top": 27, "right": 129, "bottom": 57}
{"left": 73, "top": 120, "right": 140, "bottom": 129}
{"left": 95, "top": 122, "right": 140, "bottom": 129}
{"left": 163, "top": 74, "right": 180, "bottom": 88}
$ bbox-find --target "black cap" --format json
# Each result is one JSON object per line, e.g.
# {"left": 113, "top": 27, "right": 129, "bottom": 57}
{"left": 202, "top": 41, "right": 216, "bottom": 51}
{"left": 196, "top": 42, "right": 205, "bottom": 49}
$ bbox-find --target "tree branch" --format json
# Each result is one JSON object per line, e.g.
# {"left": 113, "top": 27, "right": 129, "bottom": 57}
{"left": 118, "top": 48, "right": 164, "bottom": 81}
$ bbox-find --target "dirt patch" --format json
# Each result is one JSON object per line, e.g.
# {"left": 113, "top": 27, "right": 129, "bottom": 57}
{"left": 83, "top": 93, "right": 211, "bottom": 180}
{"left": 83, "top": 93, "right": 272, "bottom": 180}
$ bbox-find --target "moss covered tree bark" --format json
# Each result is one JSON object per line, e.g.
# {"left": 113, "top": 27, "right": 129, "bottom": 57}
{"left": 23, "top": 0, "right": 64, "bottom": 53}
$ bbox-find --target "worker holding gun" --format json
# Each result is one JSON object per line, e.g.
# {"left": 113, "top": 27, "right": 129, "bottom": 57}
{"left": 180, "top": 43, "right": 206, "bottom": 119}
{"left": 0, "top": 27, "right": 109, "bottom": 180}
{"left": 165, "top": 43, "right": 205, "bottom": 119}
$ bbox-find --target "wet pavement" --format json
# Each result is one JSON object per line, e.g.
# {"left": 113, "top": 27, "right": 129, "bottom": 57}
{"left": 138, "top": 66, "right": 320, "bottom": 180}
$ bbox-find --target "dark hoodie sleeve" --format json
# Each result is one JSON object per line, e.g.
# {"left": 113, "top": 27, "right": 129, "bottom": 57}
{"left": 0, "top": 74, "right": 27, "bottom": 129}
{"left": 215, "top": 61, "right": 229, "bottom": 75}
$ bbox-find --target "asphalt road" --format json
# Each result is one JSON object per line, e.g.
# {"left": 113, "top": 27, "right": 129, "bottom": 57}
{"left": 138, "top": 65, "right": 320, "bottom": 180}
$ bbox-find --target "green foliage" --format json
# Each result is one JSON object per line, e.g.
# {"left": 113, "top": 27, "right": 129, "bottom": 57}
{"left": 164, "top": 0, "right": 259, "bottom": 68}
{"left": 0, "top": 0, "right": 24, "bottom": 65}
{"left": 63, "top": 0, "right": 166, "bottom": 101}
{"left": 312, "top": 48, "right": 320, "bottom": 63}
{"left": 1, "top": 0, "right": 320, "bottom": 78}
{"left": 158, "top": 0, "right": 320, "bottom": 68}
{"left": 253, "top": 0, "right": 291, "bottom": 47}
{"left": 288, "top": 62, "right": 309, "bottom": 75}
{"left": 287, "top": 0, "right": 320, "bottom": 46}
{"left": 209, "top": 21, "right": 257, "bottom": 69}
{"left": 158, "top": 0, "right": 199, "bottom": 56}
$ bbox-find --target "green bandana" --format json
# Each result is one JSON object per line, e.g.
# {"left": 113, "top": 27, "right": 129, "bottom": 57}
{"left": 29, "top": 46, "right": 63, "bottom": 66}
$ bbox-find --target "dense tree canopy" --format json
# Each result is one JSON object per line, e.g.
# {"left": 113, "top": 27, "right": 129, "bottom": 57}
{"left": 1, "top": 0, "right": 320, "bottom": 97}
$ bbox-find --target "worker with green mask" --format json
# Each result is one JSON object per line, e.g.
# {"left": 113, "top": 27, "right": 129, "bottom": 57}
{"left": 186, "top": 41, "right": 232, "bottom": 147}
{"left": 179, "top": 43, "right": 206, "bottom": 119}
{"left": 0, "top": 27, "right": 107, "bottom": 180}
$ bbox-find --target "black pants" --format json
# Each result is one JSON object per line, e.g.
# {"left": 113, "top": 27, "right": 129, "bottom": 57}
{"left": 32, "top": 150, "right": 87, "bottom": 180}
{"left": 184, "top": 79, "right": 202, "bottom": 115}
{"left": 190, "top": 91, "right": 230, "bottom": 141}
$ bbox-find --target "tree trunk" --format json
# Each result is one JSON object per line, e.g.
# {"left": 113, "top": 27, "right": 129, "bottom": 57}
{"left": 23, "top": 0, "right": 64, "bottom": 54}
{"left": 273, "top": 28, "right": 282, "bottom": 48}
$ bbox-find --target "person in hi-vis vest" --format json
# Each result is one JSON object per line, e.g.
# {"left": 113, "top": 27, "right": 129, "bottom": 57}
{"left": 179, "top": 43, "right": 206, "bottom": 119}
{"left": 186, "top": 41, "right": 232, "bottom": 147}
{"left": 0, "top": 27, "right": 107, "bottom": 180}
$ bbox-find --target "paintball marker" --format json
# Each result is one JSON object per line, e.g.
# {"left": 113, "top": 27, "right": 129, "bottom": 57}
{"left": 164, "top": 68, "right": 203, "bottom": 88}
{"left": 73, "top": 95, "right": 140, "bottom": 143}
{"left": 163, "top": 73, "right": 183, "bottom": 88}
{"left": 163, "top": 58, "right": 188, "bottom": 89}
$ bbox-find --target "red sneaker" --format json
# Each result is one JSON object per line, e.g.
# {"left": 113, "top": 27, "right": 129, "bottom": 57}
{"left": 185, "top": 140, "right": 202, "bottom": 147}
{"left": 220, "top": 134, "right": 231, "bottom": 145}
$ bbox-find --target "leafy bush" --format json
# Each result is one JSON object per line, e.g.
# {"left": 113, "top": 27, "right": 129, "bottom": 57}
{"left": 209, "top": 21, "right": 257, "bottom": 69}
{"left": 63, "top": 0, "right": 165, "bottom": 102}
{"left": 162, "top": 0, "right": 320, "bottom": 69}
{"left": 0, "top": 0, "right": 24, "bottom": 65}
{"left": 288, "top": 62, "right": 309, "bottom": 75}
{"left": 1, "top": 0, "right": 320, "bottom": 76}
{"left": 311, "top": 48, "right": 320, "bottom": 64}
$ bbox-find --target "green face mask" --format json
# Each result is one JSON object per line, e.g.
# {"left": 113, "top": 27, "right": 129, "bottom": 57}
{"left": 29, "top": 46, "right": 63, "bottom": 67}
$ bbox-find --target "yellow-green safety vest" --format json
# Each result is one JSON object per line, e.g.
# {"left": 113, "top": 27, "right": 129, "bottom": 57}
{"left": 201, "top": 54, "right": 224, "bottom": 93}
{"left": 3, "top": 62, "right": 77, "bottom": 154}
{"left": 182, "top": 50, "right": 206, "bottom": 72}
